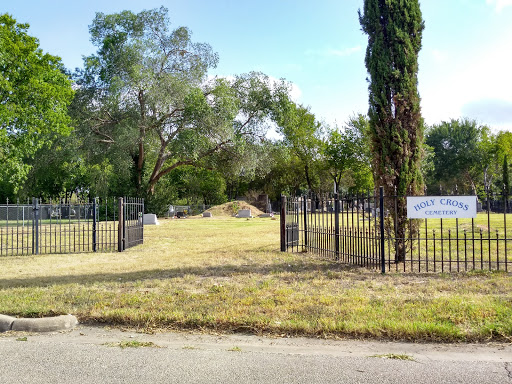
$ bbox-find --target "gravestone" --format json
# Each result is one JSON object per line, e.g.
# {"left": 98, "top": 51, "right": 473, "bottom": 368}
{"left": 143, "top": 213, "right": 159, "bottom": 225}
{"left": 237, "top": 209, "right": 252, "bottom": 218}
{"left": 286, "top": 224, "right": 299, "bottom": 245}
{"left": 203, "top": 211, "right": 212, "bottom": 218}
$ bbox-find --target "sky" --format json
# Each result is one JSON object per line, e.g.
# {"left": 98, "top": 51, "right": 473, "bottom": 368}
{"left": 3, "top": 0, "right": 512, "bottom": 131}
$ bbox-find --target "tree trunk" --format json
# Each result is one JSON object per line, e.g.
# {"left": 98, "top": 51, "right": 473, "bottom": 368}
{"left": 304, "top": 164, "right": 313, "bottom": 192}
{"left": 137, "top": 89, "right": 146, "bottom": 195}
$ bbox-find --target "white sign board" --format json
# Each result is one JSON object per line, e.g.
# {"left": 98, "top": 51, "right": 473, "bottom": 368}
{"left": 407, "top": 196, "right": 477, "bottom": 219}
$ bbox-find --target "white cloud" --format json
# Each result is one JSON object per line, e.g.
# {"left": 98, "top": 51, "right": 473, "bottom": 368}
{"left": 289, "top": 82, "right": 302, "bottom": 102}
{"left": 461, "top": 99, "right": 512, "bottom": 126}
{"left": 486, "top": 0, "right": 512, "bottom": 12}
{"left": 420, "top": 26, "right": 512, "bottom": 129}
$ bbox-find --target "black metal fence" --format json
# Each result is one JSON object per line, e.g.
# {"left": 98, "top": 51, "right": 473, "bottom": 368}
{"left": 280, "top": 189, "right": 512, "bottom": 273}
{"left": 122, "top": 197, "right": 144, "bottom": 250}
{"left": 0, "top": 197, "right": 144, "bottom": 256}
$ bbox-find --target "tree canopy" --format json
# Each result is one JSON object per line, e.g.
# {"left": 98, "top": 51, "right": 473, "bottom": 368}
{"left": 359, "top": 0, "right": 425, "bottom": 262}
{"left": 359, "top": 0, "right": 424, "bottom": 196}
{"left": 72, "top": 7, "right": 288, "bottom": 198}
{"left": 0, "top": 13, "right": 74, "bottom": 193}
{"left": 425, "top": 118, "right": 509, "bottom": 197}
{"left": 273, "top": 98, "right": 324, "bottom": 192}
{"left": 321, "top": 114, "right": 373, "bottom": 194}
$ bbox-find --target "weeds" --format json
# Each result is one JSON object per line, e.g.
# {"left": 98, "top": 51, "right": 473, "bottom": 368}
{"left": 0, "top": 218, "right": 511, "bottom": 342}
{"left": 371, "top": 354, "right": 415, "bottom": 361}
{"left": 105, "top": 340, "right": 159, "bottom": 349}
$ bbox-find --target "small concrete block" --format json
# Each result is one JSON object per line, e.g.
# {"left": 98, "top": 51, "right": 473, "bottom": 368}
{"left": 258, "top": 213, "right": 273, "bottom": 218}
{"left": 0, "top": 314, "right": 15, "bottom": 332}
{"left": 143, "top": 213, "right": 159, "bottom": 225}
{"left": 202, "top": 212, "right": 212, "bottom": 217}
{"left": 237, "top": 209, "right": 252, "bottom": 218}
{"left": 11, "top": 314, "right": 78, "bottom": 333}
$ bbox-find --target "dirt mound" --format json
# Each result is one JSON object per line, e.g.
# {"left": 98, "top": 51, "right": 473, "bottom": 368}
{"left": 204, "top": 201, "right": 265, "bottom": 217}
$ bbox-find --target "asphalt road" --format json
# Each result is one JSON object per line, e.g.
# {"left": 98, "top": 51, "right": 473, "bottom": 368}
{"left": 0, "top": 326, "right": 511, "bottom": 383}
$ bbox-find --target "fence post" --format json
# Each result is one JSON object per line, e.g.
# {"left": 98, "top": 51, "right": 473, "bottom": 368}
{"left": 379, "top": 187, "right": 385, "bottom": 274}
{"left": 118, "top": 197, "right": 124, "bottom": 252}
{"left": 334, "top": 192, "right": 340, "bottom": 261}
{"left": 303, "top": 195, "right": 308, "bottom": 248}
{"left": 92, "top": 198, "right": 97, "bottom": 252}
{"left": 280, "top": 195, "right": 286, "bottom": 252}
{"left": 141, "top": 197, "right": 144, "bottom": 245}
{"left": 32, "top": 198, "right": 39, "bottom": 255}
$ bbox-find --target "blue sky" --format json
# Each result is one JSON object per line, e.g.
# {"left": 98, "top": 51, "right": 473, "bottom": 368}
{"left": 4, "top": 0, "right": 512, "bottom": 131}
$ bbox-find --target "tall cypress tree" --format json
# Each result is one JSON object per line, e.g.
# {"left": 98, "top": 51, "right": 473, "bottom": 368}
{"left": 359, "top": 0, "right": 425, "bottom": 262}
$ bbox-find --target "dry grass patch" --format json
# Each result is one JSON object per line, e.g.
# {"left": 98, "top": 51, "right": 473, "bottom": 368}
{"left": 0, "top": 217, "right": 511, "bottom": 342}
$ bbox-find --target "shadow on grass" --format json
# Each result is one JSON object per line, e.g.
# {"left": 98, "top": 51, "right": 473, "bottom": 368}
{"left": 0, "top": 259, "right": 369, "bottom": 289}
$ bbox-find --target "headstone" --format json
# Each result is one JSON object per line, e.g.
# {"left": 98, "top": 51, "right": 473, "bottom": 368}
{"left": 203, "top": 211, "right": 212, "bottom": 218}
{"left": 237, "top": 209, "right": 252, "bottom": 218}
{"left": 143, "top": 213, "right": 159, "bottom": 225}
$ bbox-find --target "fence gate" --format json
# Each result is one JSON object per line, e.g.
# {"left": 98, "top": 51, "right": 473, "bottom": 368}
{"left": 119, "top": 197, "right": 144, "bottom": 251}
{"left": 0, "top": 197, "right": 144, "bottom": 256}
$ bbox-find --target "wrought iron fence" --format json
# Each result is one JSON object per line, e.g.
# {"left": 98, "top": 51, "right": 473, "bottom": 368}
{"left": 0, "top": 197, "right": 144, "bottom": 256}
{"left": 122, "top": 197, "right": 144, "bottom": 250}
{"left": 280, "top": 188, "right": 512, "bottom": 273}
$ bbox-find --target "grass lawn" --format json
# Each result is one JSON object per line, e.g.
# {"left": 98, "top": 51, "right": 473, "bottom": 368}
{"left": 0, "top": 216, "right": 511, "bottom": 342}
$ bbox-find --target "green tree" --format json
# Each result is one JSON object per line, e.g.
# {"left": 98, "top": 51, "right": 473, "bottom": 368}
{"left": 273, "top": 98, "right": 324, "bottom": 193}
{"left": 495, "top": 131, "right": 512, "bottom": 197}
{"left": 242, "top": 142, "right": 309, "bottom": 200}
{"left": 22, "top": 133, "right": 121, "bottom": 201}
{"left": 425, "top": 119, "right": 491, "bottom": 194}
{"left": 72, "top": 7, "right": 286, "bottom": 197}
{"left": 322, "top": 114, "right": 373, "bottom": 194}
{"left": 0, "top": 14, "right": 74, "bottom": 194}
{"left": 479, "top": 128, "right": 499, "bottom": 195}
{"left": 359, "top": 0, "right": 425, "bottom": 262}
{"left": 22, "top": 134, "right": 87, "bottom": 200}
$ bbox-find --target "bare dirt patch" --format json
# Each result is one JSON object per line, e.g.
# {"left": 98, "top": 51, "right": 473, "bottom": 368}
{"left": 202, "top": 201, "right": 265, "bottom": 217}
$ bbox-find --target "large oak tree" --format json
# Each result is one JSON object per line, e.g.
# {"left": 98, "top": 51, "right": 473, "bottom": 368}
{"left": 72, "top": 7, "right": 287, "bottom": 197}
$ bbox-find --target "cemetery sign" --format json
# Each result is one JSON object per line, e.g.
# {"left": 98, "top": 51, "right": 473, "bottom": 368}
{"left": 407, "top": 196, "right": 477, "bottom": 219}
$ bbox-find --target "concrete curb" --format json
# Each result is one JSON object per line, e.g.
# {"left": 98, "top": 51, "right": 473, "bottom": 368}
{"left": 0, "top": 314, "right": 78, "bottom": 333}
{"left": 0, "top": 314, "right": 15, "bottom": 332}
